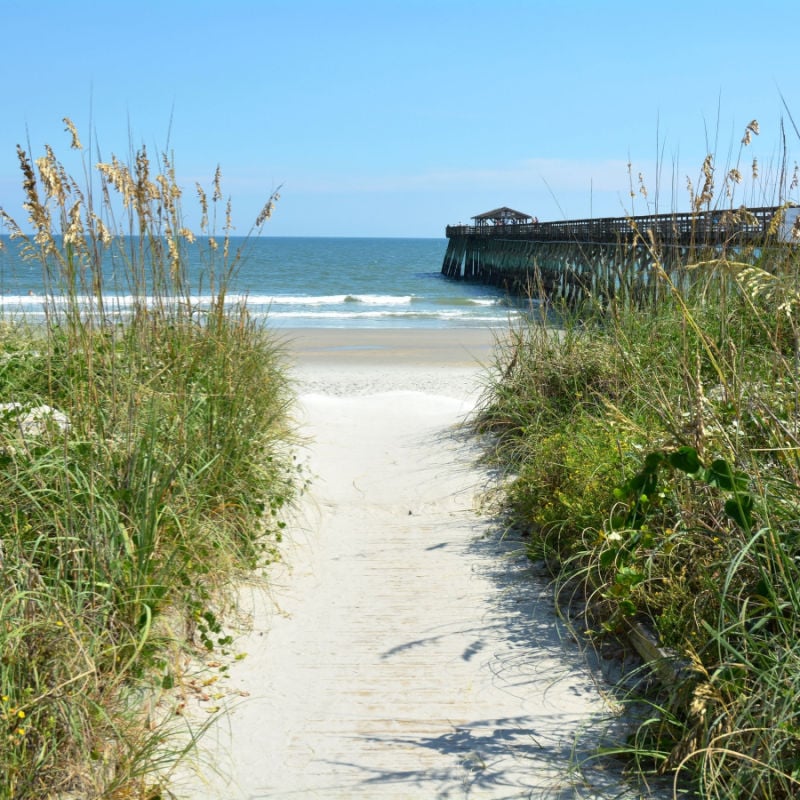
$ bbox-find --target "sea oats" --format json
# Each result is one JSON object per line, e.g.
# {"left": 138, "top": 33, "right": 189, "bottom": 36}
{"left": 91, "top": 214, "right": 112, "bottom": 246}
{"left": 256, "top": 200, "right": 274, "bottom": 227}
{"left": 17, "top": 146, "right": 54, "bottom": 247}
{"left": 36, "top": 145, "right": 68, "bottom": 205}
{"left": 752, "top": 157, "right": 759, "bottom": 181}
{"left": 97, "top": 156, "right": 135, "bottom": 208}
{"left": 741, "top": 119, "right": 760, "bottom": 146}
{"left": 694, "top": 154, "right": 715, "bottom": 210}
{"left": 167, "top": 234, "right": 180, "bottom": 276}
{"left": 156, "top": 173, "right": 174, "bottom": 216}
{"left": 256, "top": 190, "right": 280, "bottom": 227}
{"left": 62, "top": 117, "right": 83, "bottom": 150}
{"left": 213, "top": 165, "right": 222, "bottom": 203}
{"left": 0, "top": 208, "right": 23, "bottom": 239}
{"left": 196, "top": 183, "right": 209, "bottom": 231}
{"left": 728, "top": 168, "right": 742, "bottom": 184}
{"left": 224, "top": 197, "right": 232, "bottom": 260}
{"left": 63, "top": 200, "right": 86, "bottom": 252}
{"left": 791, "top": 163, "right": 799, "bottom": 191}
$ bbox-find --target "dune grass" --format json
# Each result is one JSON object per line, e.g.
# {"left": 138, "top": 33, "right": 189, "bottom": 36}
{"left": 472, "top": 122, "right": 800, "bottom": 798}
{"left": 0, "top": 122, "right": 298, "bottom": 798}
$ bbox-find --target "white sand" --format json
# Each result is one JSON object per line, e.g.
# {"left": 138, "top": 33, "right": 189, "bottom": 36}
{"left": 170, "top": 328, "right": 645, "bottom": 799}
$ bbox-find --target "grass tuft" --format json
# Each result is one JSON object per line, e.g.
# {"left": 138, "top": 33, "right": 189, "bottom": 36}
{"left": 473, "top": 120, "right": 800, "bottom": 798}
{"left": 0, "top": 122, "right": 298, "bottom": 797}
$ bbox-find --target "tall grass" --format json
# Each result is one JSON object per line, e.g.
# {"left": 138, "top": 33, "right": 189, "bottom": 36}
{"left": 473, "top": 119, "right": 800, "bottom": 798}
{"left": 0, "top": 121, "right": 297, "bottom": 798}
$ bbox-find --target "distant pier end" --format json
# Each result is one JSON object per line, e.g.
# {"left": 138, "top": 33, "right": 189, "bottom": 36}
{"left": 442, "top": 205, "right": 796, "bottom": 304}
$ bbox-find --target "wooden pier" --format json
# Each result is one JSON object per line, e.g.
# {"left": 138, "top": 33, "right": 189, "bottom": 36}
{"left": 442, "top": 205, "right": 797, "bottom": 304}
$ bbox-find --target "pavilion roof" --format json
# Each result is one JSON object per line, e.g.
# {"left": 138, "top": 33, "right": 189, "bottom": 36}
{"left": 471, "top": 206, "right": 533, "bottom": 223}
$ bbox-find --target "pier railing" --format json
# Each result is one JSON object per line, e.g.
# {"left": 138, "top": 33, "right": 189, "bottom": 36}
{"left": 442, "top": 205, "right": 797, "bottom": 305}
{"left": 446, "top": 206, "right": 785, "bottom": 246}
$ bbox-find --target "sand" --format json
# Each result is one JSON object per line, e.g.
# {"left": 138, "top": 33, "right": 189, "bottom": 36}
{"left": 170, "top": 327, "right": 646, "bottom": 800}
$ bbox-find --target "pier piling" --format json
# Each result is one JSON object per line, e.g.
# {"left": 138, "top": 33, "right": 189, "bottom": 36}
{"left": 442, "top": 206, "right": 795, "bottom": 305}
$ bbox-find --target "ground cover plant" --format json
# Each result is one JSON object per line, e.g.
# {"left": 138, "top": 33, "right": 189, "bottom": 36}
{"left": 473, "top": 121, "right": 800, "bottom": 798}
{"left": 0, "top": 122, "right": 298, "bottom": 798}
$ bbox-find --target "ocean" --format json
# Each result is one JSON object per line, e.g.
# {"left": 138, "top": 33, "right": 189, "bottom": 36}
{"left": 0, "top": 236, "right": 523, "bottom": 330}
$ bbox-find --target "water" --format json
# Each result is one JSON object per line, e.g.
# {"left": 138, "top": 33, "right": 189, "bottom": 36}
{"left": 0, "top": 236, "right": 523, "bottom": 329}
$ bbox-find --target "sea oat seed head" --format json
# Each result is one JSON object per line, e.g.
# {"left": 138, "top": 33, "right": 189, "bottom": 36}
{"left": 741, "top": 119, "right": 760, "bottom": 145}
{"left": 63, "top": 200, "right": 85, "bottom": 248}
{"left": 213, "top": 165, "right": 222, "bottom": 202}
{"left": 36, "top": 145, "right": 69, "bottom": 205}
{"left": 91, "top": 213, "right": 112, "bottom": 246}
{"left": 728, "top": 168, "right": 742, "bottom": 184}
{"left": 62, "top": 117, "right": 83, "bottom": 150}
{"left": 256, "top": 200, "right": 274, "bottom": 227}
{"left": 256, "top": 189, "right": 280, "bottom": 227}
{"left": 196, "top": 183, "right": 209, "bottom": 231}
{"left": 694, "top": 154, "right": 715, "bottom": 209}
{"left": 752, "top": 157, "right": 759, "bottom": 181}
{"left": 0, "top": 208, "right": 23, "bottom": 239}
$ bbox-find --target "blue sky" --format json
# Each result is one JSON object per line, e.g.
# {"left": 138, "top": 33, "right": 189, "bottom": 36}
{"left": 1, "top": 0, "right": 799, "bottom": 237}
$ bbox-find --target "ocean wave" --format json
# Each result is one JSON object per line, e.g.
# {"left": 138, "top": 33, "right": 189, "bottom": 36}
{"left": 429, "top": 296, "right": 506, "bottom": 307}
{"left": 242, "top": 293, "right": 416, "bottom": 306}
{"left": 266, "top": 308, "right": 520, "bottom": 321}
{"left": 0, "top": 292, "right": 521, "bottom": 326}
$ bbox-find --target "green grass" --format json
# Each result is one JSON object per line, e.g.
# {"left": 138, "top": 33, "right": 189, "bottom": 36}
{"left": 0, "top": 123, "right": 298, "bottom": 798}
{"left": 472, "top": 136, "right": 800, "bottom": 797}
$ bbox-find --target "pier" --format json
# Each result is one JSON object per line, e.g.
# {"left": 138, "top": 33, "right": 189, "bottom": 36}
{"left": 442, "top": 205, "right": 797, "bottom": 304}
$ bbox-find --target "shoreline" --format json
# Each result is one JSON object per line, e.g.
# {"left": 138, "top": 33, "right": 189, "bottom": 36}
{"left": 277, "top": 325, "right": 503, "bottom": 367}
{"left": 278, "top": 325, "right": 505, "bottom": 400}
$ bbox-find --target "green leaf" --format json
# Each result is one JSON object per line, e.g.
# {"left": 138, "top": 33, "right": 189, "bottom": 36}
{"left": 618, "top": 599, "right": 637, "bottom": 617}
{"left": 600, "top": 547, "right": 619, "bottom": 568}
{"left": 724, "top": 493, "right": 754, "bottom": 530}
{"left": 644, "top": 451, "right": 666, "bottom": 471}
{"left": 616, "top": 566, "right": 646, "bottom": 587}
{"left": 706, "top": 459, "right": 749, "bottom": 492}
{"left": 668, "top": 446, "right": 702, "bottom": 474}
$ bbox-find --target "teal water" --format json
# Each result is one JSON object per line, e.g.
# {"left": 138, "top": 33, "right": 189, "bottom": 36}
{"left": 0, "top": 236, "right": 523, "bottom": 329}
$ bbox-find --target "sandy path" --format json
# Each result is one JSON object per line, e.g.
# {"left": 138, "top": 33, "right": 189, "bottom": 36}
{"left": 172, "top": 329, "right": 642, "bottom": 799}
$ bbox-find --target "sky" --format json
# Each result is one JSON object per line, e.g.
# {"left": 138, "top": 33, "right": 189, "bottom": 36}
{"left": 1, "top": 0, "right": 799, "bottom": 237}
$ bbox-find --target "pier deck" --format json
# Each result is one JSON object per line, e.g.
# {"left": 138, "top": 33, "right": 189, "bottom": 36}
{"left": 442, "top": 206, "right": 797, "bottom": 304}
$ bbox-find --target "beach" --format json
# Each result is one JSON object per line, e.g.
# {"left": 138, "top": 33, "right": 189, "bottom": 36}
{"left": 172, "top": 326, "right": 637, "bottom": 799}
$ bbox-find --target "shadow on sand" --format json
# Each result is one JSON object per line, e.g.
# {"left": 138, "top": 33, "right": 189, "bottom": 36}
{"left": 281, "top": 426, "right": 672, "bottom": 800}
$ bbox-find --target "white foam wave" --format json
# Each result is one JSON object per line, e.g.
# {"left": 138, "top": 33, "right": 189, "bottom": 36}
{"left": 244, "top": 294, "right": 415, "bottom": 306}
